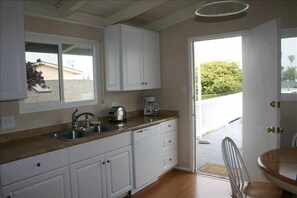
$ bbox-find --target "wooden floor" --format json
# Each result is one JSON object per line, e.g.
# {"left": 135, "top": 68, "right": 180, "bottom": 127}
{"left": 131, "top": 169, "right": 231, "bottom": 198}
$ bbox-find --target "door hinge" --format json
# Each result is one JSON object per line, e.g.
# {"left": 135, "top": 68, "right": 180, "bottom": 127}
{"left": 270, "top": 101, "right": 280, "bottom": 108}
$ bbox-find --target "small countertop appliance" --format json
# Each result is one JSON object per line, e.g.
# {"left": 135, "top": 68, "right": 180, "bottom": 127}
{"left": 108, "top": 106, "right": 126, "bottom": 122}
{"left": 143, "top": 97, "right": 159, "bottom": 116}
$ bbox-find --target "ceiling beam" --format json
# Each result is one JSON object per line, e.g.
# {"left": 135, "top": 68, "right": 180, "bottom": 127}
{"left": 23, "top": 1, "right": 57, "bottom": 17}
{"left": 106, "top": 0, "right": 168, "bottom": 26}
{"left": 56, "top": 0, "right": 91, "bottom": 18}
{"left": 66, "top": 11, "right": 107, "bottom": 27}
{"left": 143, "top": 1, "right": 210, "bottom": 31}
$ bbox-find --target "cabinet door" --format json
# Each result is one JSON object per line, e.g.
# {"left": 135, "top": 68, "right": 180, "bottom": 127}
{"left": 121, "top": 25, "right": 144, "bottom": 90}
{"left": 105, "top": 146, "right": 133, "bottom": 198}
{"left": 70, "top": 154, "right": 106, "bottom": 198}
{"left": 0, "top": 1, "right": 27, "bottom": 101}
{"left": 105, "top": 25, "right": 121, "bottom": 91}
{"left": 2, "top": 167, "right": 71, "bottom": 198}
{"left": 143, "top": 30, "right": 161, "bottom": 89}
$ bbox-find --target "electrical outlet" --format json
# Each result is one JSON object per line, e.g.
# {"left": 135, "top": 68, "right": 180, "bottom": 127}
{"left": 1, "top": 116, "right": 16, "bottom": 129}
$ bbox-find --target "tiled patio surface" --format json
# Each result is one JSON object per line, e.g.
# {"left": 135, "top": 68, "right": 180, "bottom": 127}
{"left": 196, "top": 118, "right": 242, "bottom": 170}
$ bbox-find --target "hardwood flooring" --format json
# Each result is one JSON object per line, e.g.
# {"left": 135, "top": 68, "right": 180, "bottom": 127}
{"left": 131, "top": 169, "right": 231, "bottom": 198}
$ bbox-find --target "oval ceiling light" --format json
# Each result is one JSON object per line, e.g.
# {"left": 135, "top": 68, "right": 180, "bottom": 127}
{"left": 195, "top": 1, "right": 249, "bottom": 17}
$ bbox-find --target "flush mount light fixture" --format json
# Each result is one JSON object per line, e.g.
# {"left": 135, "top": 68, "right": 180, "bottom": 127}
{"left": 195, "top": 1, "right": 249, "bottom": 17}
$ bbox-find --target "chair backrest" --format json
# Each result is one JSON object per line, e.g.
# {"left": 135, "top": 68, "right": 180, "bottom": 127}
{"left": 292, "top": 133, "right": 297, "bottom": 147}
{"left": 221, "top": 137, "right": 251, "bottom": 198}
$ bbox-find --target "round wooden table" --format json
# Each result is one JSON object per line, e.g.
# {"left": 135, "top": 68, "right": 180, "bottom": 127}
{"left": 258, "top": 147, "right": 297, "bottom": 195}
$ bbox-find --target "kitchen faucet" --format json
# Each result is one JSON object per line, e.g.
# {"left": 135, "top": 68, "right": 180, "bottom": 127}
{"left": 72, "top": 109, "right": 95, "bottom": 129}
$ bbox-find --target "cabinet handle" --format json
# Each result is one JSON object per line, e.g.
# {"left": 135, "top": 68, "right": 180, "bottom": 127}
{"left": 141, "top": 82, "right": 144, "bottom": 85}
{"left": 168, "top": 140, "right": 172, "bottom": 143}
{"left": 169, "top": 158, "right": 172, "bottom": 161}
{"left": 168, "top": 125, "right": 171, "bottom": 127}
{"left": 144, "top": 82, "right": 148, "bottom": 85}
{"left": 36, "top": 162, "right": 41, "bottom": 167}
{"left": 7, "top": 196, "right": 11, "bottom": 198}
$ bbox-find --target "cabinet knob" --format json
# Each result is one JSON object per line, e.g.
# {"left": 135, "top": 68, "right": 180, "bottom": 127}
{"left": 7, "top": 196, "right": 11, "bottom": 198}
{"left": 36, "top": 162, "right": 41, "bottom": 167}
{"left": 168, "top": 140, "right": 172, "bottom": 143}
{"left": 168, "top": 125, "right": 171, "bottom": 127}
{"left": 107, "top": 160, "right": 110, "bottom": 163}
{"left": 144, "top": 82, "right": 148, "bottom": 85}
{"left": 169, "top": 158, "right": 172, "bottom": 161}
{"left": 103, "top": 162, "right": 105, "bottom": 165}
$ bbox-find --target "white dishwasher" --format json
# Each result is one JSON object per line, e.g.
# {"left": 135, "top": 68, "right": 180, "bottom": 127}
{"left": 132, "top": 124, "right": 163, "bottom": 191}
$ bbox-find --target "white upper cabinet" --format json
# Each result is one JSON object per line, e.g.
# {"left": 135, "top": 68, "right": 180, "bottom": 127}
{"left": 0, "top": 1, "right": 27, "bottom": 101}
{"left": 143, "top": 30, "right": 161, "bottom": 90}
{"left": 105, "top": 24, "right": 161, "bottom": 91}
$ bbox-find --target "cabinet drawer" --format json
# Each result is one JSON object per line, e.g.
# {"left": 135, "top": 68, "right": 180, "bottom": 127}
{"left": 160, "top": 119, "right": 177, "bottom": 133}
{"left": 163, "top": 149, "right": 178, "bottom": 172}
{"left": 68, "top": 132, "right": 131, "bottom": 164}
{"left": 0, "top": 149, "right": 68, "bottom": 186}
{"left": 162, "top": 131, "right": 177, "bottom": 152}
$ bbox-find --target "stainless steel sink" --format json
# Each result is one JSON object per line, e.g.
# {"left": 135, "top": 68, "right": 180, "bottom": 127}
{"left": 49, "top": 123, "right": 119, "bottom": 140}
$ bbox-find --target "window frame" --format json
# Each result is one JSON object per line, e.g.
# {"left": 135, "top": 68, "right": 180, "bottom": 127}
{"left": 19, "top": 32, "right": 101, "bottom": 113}
{"left": 281, "top": 27, "right": 297, "bottom": 101}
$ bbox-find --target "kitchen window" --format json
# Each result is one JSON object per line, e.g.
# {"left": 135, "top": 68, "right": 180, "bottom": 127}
{"left": 19, "top": 32, "right": 101, "bottom": 113}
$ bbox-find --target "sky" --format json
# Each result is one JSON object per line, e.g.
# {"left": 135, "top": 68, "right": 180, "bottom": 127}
{"left": 194, "top": 36, "right": 297, "bottom": 69}
{"left": 281, "top": 37, "right": 297, "bottom": 68}
{"left": 194, "top": 36, "right": 242, "bottom": 68}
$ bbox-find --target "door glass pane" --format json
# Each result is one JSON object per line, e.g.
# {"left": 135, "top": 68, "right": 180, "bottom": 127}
{"left": 24, "top": 42, "right": 60, "bottom": 103}
{"left": 62, "top": 44, "right": 95, "bottom": 102}
{"left": 281, "top": 37, "right": 297, "bottom": 94}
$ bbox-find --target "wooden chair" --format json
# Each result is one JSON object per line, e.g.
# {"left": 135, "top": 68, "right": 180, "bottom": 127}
{"left": 221, "top": 137, "right": 282, "bottom": 198}
{"left": 292, "top": 133, "right": 297, "bottom": 147}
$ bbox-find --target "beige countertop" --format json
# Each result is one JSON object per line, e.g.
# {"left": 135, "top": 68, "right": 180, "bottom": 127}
{"left": 0, "top": 113, "right": 178, "bottom": 165}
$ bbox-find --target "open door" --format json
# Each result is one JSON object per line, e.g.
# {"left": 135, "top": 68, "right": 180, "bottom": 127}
{"left": 242, "top": 19, "right": 281, "bottom": 181}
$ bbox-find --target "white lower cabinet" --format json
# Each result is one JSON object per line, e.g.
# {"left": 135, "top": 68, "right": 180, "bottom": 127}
{"left": 70, "top": 154, "right": 106, "bottom": 198}
{"left": 70, "top": 146, "right": 133, "bottom": 198}
{"left": 0, "top": 149, "right": 70, "bottom": 198}
{"left": 2, "top": 167, "right": 71, "bottom": 198}
{"left": 68, "top": 132, "right": 133, "bottom": 198}
{"left": 160, "top": 119, "right": 178, "bottom": 172}
{"left": 106, "top": 146, "right": 133, "bottom": 198}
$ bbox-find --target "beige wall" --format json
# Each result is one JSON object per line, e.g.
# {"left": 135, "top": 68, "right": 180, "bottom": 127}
{"left": 1, "top": 2, "right": 296, "bottom": 171}
{"left": 0, "top": 15, "right": 144, "bottom": 134}
{"left": 148, "top": 1, "right": 297, "bottom": 169}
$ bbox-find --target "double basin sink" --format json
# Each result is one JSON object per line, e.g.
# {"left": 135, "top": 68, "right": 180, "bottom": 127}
{"left": 49, "top": 123, "right": 120, "bottom": 141}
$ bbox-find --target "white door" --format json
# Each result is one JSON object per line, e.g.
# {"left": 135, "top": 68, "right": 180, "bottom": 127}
{"left": 105, "top": 146, "right": 133, "bottom": 198}
{"left": 2, "top": 167, "right": 71, "bottom": 198}
{"left": 122, "top": 25, "right": 143, "bottom": 90}
{"left": 143, "top": 30, "right": 161, "bottom": 89}
{"left": 242, "top": 19, "right": 281, "bottom": 181}
{"left": 69, "top": 154, "right": 106, "bottom": 198}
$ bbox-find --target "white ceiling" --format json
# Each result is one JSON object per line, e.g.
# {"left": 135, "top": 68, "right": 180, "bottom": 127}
{"left": 24, "top": 0, "right": 215, "bottom": 31}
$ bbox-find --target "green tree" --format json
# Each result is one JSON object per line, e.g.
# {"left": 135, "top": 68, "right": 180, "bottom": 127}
{"left": 200, "top": 60, "right": 242, "bottom": 95}
{"left": 282, "top": 67, "right": 297, "bottom": 81}
{"left": 288, "top": 55, "right": 295, "bottom": 66}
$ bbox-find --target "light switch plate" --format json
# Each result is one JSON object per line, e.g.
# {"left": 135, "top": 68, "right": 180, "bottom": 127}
{"left": 1, "top": 116, "right": 16, "bottom": 129}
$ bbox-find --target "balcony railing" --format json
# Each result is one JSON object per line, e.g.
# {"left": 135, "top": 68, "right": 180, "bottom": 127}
{"left": 196, "top": 92, "right": 242, "bottom": 138}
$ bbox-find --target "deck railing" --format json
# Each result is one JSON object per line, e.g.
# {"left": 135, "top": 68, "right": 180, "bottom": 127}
{"left": 196, "top": 92, "right": 242, "bottom": 138}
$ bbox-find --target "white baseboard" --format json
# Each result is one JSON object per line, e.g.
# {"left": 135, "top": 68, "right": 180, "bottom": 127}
{"left": 174, "top": 166, "right": 192, "bottom": 172}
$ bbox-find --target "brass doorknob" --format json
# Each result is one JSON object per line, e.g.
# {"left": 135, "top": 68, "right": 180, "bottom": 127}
{"left": 267, "top": 126, "right": 275, "bottom": 133}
